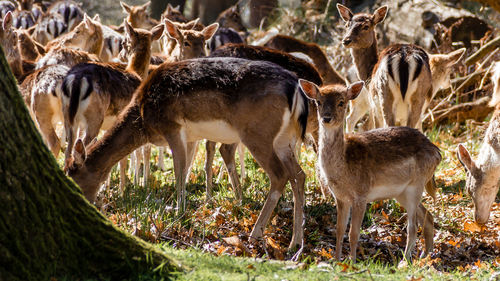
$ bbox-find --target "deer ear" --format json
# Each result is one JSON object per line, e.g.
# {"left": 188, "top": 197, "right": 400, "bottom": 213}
{"left": 299, "top": 79, "right": 320, "bottom": 100}
{"left": 2, "top": 11, "right": 13, "bottom": 30}
{"left": 141, "top": 1, "right": 151, "bottom": 11}
{"left": 73, "top": 139, "right": 87, "bottom": 166}
{"left": 202, "top": 22, "right": 219, "bottom": 41}
{"left": 185, "top": 18, "right": 199, "bottom": 30}
{"left": 445, "top": 48, "right": 466, "bottom": 66}
{"left": 164, "top": 18, "right": 181, "bottom": 40}
{"left": 92, "top": 14, "right": 100, "bottom": 22}
{"left": 336, "top": 4, "right": 353, "bottom": 22}
{"left": 347, "top": 81, "right": 364, "bottom": 100}
{"left": 166, "top": 3, "right": 173, "bottom": 13}
{"left": 120, "top": 1, "right": 132, "bottom": 14}
{"left": 457, "top": 144, "right": 476, "bottom": 173}
{"left": 372, "top": 6, "right": 388, "bottom": 25}
{"left": 124, "top": 19, "right": 136, "bottom": 38}
{"left": 151, "top": 23, "right": 164, "bottom": 41}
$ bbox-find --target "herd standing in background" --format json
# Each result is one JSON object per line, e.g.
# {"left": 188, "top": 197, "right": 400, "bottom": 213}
{"left": 0, "top": 0, "right": 498, "bottom": 264}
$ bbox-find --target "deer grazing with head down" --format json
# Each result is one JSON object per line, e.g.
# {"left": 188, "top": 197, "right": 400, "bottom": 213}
{"left": 457, "top": 61, "right": 500, "bottom": 225}
{"left": 337, "top": 4, "right": 465, "bottom": 131}
{"left": 299, "top": 79, "right": 441, "bottom": 262}
{"left": 62, "top": 21, "right": 164, "bottom": 191}
{"left": 67, "top": 57, "right": 309, "bottom": 252}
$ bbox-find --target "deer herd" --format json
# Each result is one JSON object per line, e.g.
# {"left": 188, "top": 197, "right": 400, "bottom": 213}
{"left": 1, "top": 0, "right": 498, "bottom": 264}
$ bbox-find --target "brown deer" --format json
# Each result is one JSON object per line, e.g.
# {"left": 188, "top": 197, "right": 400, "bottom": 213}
{"left": 15, "top": 28, "right": 45, "bottom": 61}
{"left": 67, "top": 57, "right": 309, "bottom": 251}
{"left": 31, "top": 13, "right": 68, "bottom": 45}
{"left": 163, "top": 18, "right": 218, "bottom": 61}
{"left": 457, "top": 61, "right": 500, "bottom": 224}
{"left": 161, "top": 3, "right": 188, "bottom": 23}
{"left": 337, "top": 4, "right": 465, "bottom": 131}
{"left": 299, "top": 79, "right": 441, "bottom": 262}
{"left": 62, "top": 21, "right": 164, "bottom": 191}
{"left": 0, "top": 12, "right": 23, "bottom": 78}
{"left": 44, "top": 13, "right": 103, "bottom": 55}
{"left": 264, "top": 34, "right": 345, "bottom": 85}
{"left": 120, "top": 1, "right": 158, "bottom": 30}
{"left": 46, "top": 0, "right": 84, "bottom": 31}
{"left": 207, "top": 43, "right": 323, "bottom": 200}
{"left": 92, "top": 14, "right": 125, "bottom": 63}
{"left": 160, "top": 18, "right": 203, "bottom": 58}
{"left": 152, "top": 18, "right": 217, "bottom": 181}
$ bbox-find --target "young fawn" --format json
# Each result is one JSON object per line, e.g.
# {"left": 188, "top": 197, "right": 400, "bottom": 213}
{"left": 337, "top": 4, "right": 465, "bottom": 131}
{"left": 62, "top": 21, "right": 164, "bottom": 189}
{"left": 67, "top": 57, "right": 309, "bottom": 250}
{"left": 299, "top": 79, "right": 441, "bottom": 262}
{"left": 457, "top": 61, "right": 500, "bottom": 224}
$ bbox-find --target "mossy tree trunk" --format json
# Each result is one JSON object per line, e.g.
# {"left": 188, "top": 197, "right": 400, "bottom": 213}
{"left": 0, "top": 47, "right": 181, "bottom": 280}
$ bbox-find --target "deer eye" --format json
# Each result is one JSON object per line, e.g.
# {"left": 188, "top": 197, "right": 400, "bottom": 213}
{"left": 363, "top": 25, "right": 369, "bottom": 30}
{"left": 338, "top": 101, "right": 345, "bottom": 107}
{"left": 184, "top": 41, "right": 190, "bottom": 47}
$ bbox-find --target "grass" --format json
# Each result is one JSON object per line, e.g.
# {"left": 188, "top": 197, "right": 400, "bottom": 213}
{"left": 77, "top": 121, "right": 500, "bottom": 280}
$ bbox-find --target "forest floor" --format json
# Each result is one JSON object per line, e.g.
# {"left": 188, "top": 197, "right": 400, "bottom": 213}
{"left": 62, "top": 122, "right": 499, "bottom": 280}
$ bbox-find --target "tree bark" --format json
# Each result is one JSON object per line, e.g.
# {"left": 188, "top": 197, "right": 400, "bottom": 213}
{"left": 0, "top": 47, "right": 180, "bottom": 280}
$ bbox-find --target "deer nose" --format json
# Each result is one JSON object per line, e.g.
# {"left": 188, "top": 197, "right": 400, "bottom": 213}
{"left": 342, "top": 38, "right": 352, "bottom": 46}
{"left": 323, "top": 117, "right": 332, "bottom": 124}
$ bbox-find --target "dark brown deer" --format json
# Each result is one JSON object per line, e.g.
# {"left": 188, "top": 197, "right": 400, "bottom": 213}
{"left": 206, "top": 43, "right": 323, "bottom": 200}
{"left": 300, "top": 79, "right": 441, "bottom": 263}
{"left": 67, "top": 57, "right": 309, "bottom": 251}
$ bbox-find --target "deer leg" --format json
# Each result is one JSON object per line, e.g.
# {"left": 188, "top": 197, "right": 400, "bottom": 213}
{"left": 219, "top": 143, "right": 242, "bottom": 202}
{"left": 165, "top": 132, "right": 192, "bottom": 213}
{"left": 63, "top": 123, "right": 77, "bottom": 168}
{"left": 237, "top": 143, "right": 246, "bottom": 183}
{"left": 417, "top": 203, "right": 434, "bottom": 257}
{"left": 335, "top": 198, "right": 350, "bottom": 260}
{"left": 158, "top": 146, "right": 166, "bottom": 171}
{"left": 407, "top": 99, "right": 425, "bottom": 131}
{"left": 118, "top": 157, "right": 128, "bottom": 194}
{"left": 282, "top": 149, "right": 306, "bottom": 249}
{"left": 205, "top": 141, "right": 216, "bottom": 198}
{"left": 346, "top": 94, "right": 369, "bottom": 132}
{"left": 397, "top": 191, "right": 421, "bottom": 262}
{"left": 185, "top": 141, "right": 198, "bottom": 184}
{"left": 246, "top": 143, "right": 288, "bottom": 242}
{"left": 34, "top": 97, "right": 61, "bottom": 157}
{"left": 142, "top": 144, "right": 151, "bottom": 187}
{"left": 349, "top": 199, "right": 366, "bottom": 262}
{"left": 133, "top": 148, "right": 142, "bottom": 186}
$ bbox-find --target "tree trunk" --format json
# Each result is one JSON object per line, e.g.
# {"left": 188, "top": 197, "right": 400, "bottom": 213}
{"left": 0, "top": 47, "right": 181, "bottom": 280}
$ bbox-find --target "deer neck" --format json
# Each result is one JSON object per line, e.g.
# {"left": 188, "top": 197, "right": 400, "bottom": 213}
{"left": 126, "top": 44, "right": 151, "bottom": 79}
{"left": 86, "top": 26, "right": 104, "bottom": 56}
{"left": 307, "top": 45, "right": 344, "bottom": 85}
{"left": 79, "top": 104, "right": 148, "bottom": 189}
{"left": 350, "top": 34, "right": 379, "bottom": 81}
{"left": 319, "top": 122, "right": 346, "bottom": 172}
{"left": 477, "top": 108, "right": 500, "bottom": 170}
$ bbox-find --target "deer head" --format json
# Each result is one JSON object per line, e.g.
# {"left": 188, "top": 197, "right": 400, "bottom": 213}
{"left": 457, "top": 144, "right": 500, "bottom": 224}
{"left": 164, "top": 18, "right": 218, "bottom": 60}
{"left": 429, "top": 48, "right": 466, "bottom": 91}
{"left": 300, "top": 80, "right": 364, "bottom": 127}
{"left": 337, "top": 4, "right": 387, "bottom": 49}
{"left": 121, "top": 1, "right": 156, "bottom": 29}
